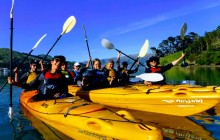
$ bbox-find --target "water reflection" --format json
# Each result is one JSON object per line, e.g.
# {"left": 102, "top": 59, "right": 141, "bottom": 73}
{"left": 0, "top": 70, "right": 9, "bottom": 77}
{"left": 0, "top": 67, "right": 219, "bottom": 139}
{"left": 107, "top": 106, "right": 215, "bottom": 140}
{"left": 20, "top": 105, "right": 73, "bottom": 140}
{"left": 165, "top": 66, "right": 220, "bottom": 86}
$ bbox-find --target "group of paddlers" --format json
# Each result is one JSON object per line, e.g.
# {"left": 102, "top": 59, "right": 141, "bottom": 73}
{"left": 8, "top": 52, "right": 185, "bottom": 100}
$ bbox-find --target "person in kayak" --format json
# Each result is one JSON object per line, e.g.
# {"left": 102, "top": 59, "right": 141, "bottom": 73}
{"left": 116, "top": 52, "right": 139, "bottom": 85}
{"left": 144, "top": 53, "right": 185, "bottom": 85}
{"left": 102, "top": 59, "right": 118, "bottom": 87}
{"left": 61, "top": 61, "right": 75, "bottom": 85}
{"left": 13, "top": 59, "right": 41, "bottom": 84}
{"left": 81, "top": 58, "right": 109, "bottom": 90}
{"left": 72, "top": 58, "right": 91, "bottom": 85}
{"left": 8, "top": 55, "right": 69, "bottom": 100}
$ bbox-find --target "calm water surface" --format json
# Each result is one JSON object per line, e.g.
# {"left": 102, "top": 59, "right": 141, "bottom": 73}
{"left": 0, "top": 67, "right": 220, "bottom": 140}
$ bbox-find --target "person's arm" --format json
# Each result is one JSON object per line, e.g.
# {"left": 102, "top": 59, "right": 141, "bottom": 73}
{"left": 8, "top": 76, "right": 22, "bottom": 88}
{"left": 116, "top": 52, "right": 121, "bottom": 71}
{"left": 13, "top": 67, "right": 19, "bottom": 82}
{"left": 116, "top": 52, "right": 121, "bottom": 63}
{"left": 39, "top": 60, "right": 44, "bottom": 71}
{"left": 86, "top": 58, "right": 91, "bottom": 68}
{"left": 172, "top": 53, "right": 185, "bottom": 66}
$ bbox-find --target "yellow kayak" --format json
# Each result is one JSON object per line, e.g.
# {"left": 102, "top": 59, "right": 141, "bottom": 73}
{"left": 20, "top": 90, "right": 162, "bottom": 140}
{"left": 68, "top": 84, "right": 220, "bottom": 116}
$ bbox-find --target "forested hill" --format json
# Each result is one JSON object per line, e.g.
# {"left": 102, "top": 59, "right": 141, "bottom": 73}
{"left": 151, "top": 25, "right": 220, "bottom": 65}
{"left": 0, "top": 48, "right": 56, "bottom": 70}
{"left": 0, "top": 48, "right": 148, "bottom": 70}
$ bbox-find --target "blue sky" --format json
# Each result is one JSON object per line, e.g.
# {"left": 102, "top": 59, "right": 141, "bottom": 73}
{"left": 1, "top": 0, "right": 220, "bottom": 62}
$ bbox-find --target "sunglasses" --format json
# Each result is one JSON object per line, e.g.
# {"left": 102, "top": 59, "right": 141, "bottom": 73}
{"left": 54, "top": 58, "right": 61, "bottom": 62}
{"left": 32, "top": 64, "right": 37, "bottom": 67}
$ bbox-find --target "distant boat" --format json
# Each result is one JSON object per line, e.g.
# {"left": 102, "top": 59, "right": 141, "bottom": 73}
{"left": 2, "top": 68, "right": 9, "bottom": 72}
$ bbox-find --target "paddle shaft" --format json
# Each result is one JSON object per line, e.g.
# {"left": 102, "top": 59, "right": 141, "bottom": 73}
{"left": 9, "top": 16, "right": 13, "bottom": 108}
{"left": 129, "top": 57, "right": 139, "bottom": 70}
{"left": 42, "top": 34, "right": 62, "bottom": 61}
{"left": 115, "top": 48, "right": 145, "bottom": 67}
{"left": 182, "top": 39, "right": 185, "bottom": 62}
{"left": 82, "top": 25, "right": 93, "bottom": 69}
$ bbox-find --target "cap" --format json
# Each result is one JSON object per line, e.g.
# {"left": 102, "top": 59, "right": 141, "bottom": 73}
{"left": 146, "top": 56, "right": 160, "bottom": 68}
{"left": 74, "top": 62, "right": 80, "bottom": 66}
{"left": 53, "top": 55, "right": 66, "bottom": 63}
{"left": 31, "top": 60, "right": 39, "bottom": 65}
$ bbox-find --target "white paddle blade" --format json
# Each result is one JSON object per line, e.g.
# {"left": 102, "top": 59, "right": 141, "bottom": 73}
{"left": 8, "top": 107, "right": 13, "bottom": 119}
{"left": 136, "top": 73, "right": 164, "bottom": 82}
{"left": 10, "top": 0, "right": 14, "bottom": 18}
{"left": 101, "top": 39, "right": 114, "bottom": 50}
{"left": 32, "top": 34, "right": 47, "bottom": 50}
{"left": 180, "top": 22, "right": 187, "bottom": 40}
{"left": 138, "top": 39, "right": 149, "bottom": 58}
{"left": 61, "top": 16, "right": 76, "bottom": 35}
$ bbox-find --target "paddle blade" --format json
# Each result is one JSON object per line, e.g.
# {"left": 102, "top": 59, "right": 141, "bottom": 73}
{"left": 10, "top": 0, "right": 14, "bottom": 18}
{"left": 101, "top": 39, "right": 114, "bottom": 50}
{"left": 180, "top": 22, "right": 187, "bottom": 40}
{"left": 32, "top": 34, "right": 47, "bottom": 50}
{"left": 136, "top": 73, "right": 164, "bottom": 82}
{"left": 61, "top": 16, "right": 76, "bottom": 35}
{"left": 138, "top": 39, "right": 149, "bottom": 58}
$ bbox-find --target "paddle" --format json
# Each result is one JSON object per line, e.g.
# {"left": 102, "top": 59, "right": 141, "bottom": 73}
{"left": 134, "top": 73, "right": 163, "bottom": 82}
{"left": 129, "top": 39, "right": 149, "bottom": 70}
{"left": 0, "top": 34, "right": 47, "bottom": 93}
{"left": 8, "top": 0, "right": 14, "bottom": 119}
{"left": 42, "top": 16, "right": 76, "bottom": 61}
{"left": 82, "top": 24, "right": 93, "bottom": 69}
{"left": 101, "top": 39, "right": 146, "bottom": 67}
{"left": 180, "top": 22, "right": 188, "bottom": 67}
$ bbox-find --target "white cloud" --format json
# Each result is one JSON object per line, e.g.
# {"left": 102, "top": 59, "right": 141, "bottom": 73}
{"left": 100, "top": 1, "right": 220, "bottom": 37}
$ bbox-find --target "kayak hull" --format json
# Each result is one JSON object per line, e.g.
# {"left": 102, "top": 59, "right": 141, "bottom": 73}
{"left": 69, "top": 84, "right": 220, "bottom": 116}
{"left": 20, "top": 90, "right": 162, "bottom": 140}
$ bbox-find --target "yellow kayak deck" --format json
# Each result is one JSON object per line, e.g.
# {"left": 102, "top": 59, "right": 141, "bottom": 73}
{"left": 69, "top": 84, "right": 220, "bottom": 116}
{"left": 20, "top": 90, "right": 162, "bottom": 140}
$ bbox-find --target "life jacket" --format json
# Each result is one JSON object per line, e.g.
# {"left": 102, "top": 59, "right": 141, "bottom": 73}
{"left": 41, "top": 71, "right": 65, "bottom": 97}
{"left": 73, "top": 70, "right": 83, "bottom": 83}
{"left": 150, "top": 67, "right": 162, "bottom": 73}
{"left": 107, "top": 69, "right": 116, "bottom": 81}
{"left": 26, "top": 72, "right": 38, "bottom": 84}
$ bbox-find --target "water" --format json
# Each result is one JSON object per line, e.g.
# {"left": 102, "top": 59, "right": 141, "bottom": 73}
{"left": 0, "top": 67, "right": 220, "bottom": 140}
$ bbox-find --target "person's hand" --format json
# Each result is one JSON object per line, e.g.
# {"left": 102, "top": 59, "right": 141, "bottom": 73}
{"left": 13, "top": 67, "right": 19, "bottom": 73}
{"left": 181, "top": 53, "right": 185, "bottom": 58}
{"left": 39, "top": 60, "right": 43, "bottom": 65}
{"left": 144, "top": 80, "right": 152, "bottom": 86}
{"left": 8, "top": 77, "right": 14, "bottom": 84}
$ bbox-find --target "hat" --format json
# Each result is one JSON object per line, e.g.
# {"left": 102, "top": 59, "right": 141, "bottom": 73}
{"left": 31, "top": 60, "right": 38, "bottom": 65}
{"left": 74, "top": 62, "right": 80, "bottom": 66}
{"left": 146, "top": 56, "right": 160, "bottom": 68}
{"left": 53, "top": 55, "right": 66, "bottom": 63}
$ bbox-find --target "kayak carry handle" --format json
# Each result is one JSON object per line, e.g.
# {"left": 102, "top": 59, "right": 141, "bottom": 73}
{"left": 86, "top": 118, "right": 113, "bottom": 131}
